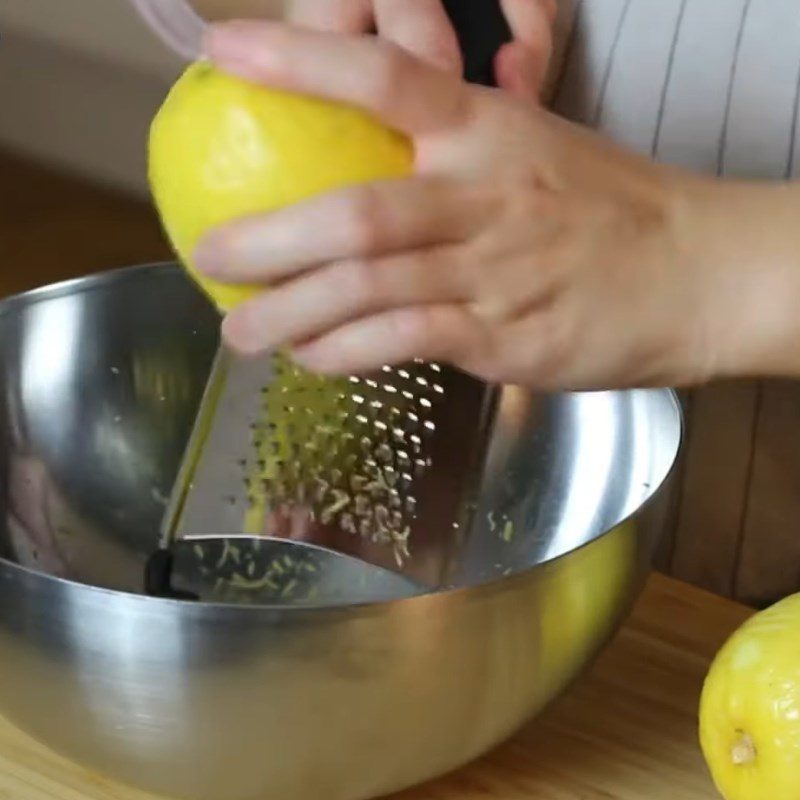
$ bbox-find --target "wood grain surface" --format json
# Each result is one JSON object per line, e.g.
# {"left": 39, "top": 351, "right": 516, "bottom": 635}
{"left": 0, "top": 574, "right": 747, "bottom": 800}
{"left": 0, "top": 149, "right": 170, "bottom": 297}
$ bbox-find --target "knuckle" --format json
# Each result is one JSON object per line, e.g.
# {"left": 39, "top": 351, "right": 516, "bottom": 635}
{"left": 506, "top": 172, "right": 552, "bottom": 215}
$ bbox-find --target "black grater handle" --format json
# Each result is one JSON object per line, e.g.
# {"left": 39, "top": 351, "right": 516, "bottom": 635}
{"left": 441, "top": 0, "right": 512, "bottom": 87}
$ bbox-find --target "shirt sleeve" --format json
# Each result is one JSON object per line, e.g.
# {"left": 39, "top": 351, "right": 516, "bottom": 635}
{"left": 551, "top": 0, "right": 800, "bottom": 180}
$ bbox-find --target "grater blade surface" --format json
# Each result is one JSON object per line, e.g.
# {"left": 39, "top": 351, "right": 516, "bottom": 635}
{"left": 161, "top": 348, "right": 498, "bottom": 593}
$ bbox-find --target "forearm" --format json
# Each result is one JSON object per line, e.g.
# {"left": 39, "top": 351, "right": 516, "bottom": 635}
{"left": 680, "top": 178, "right": 800, "bottom": 380}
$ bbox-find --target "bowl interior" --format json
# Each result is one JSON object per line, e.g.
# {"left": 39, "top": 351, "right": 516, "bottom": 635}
{"left": 0, "top": 265, "right": 681, "bottom": 600}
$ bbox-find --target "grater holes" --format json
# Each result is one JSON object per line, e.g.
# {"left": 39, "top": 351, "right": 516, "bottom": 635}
{"left": 373, "top": 420, "right": 389, "bottom": 437}
{"left": 375, "top": 443, "right": 394, "bottom": 464}
{"left": 242, "top": 358, "right": 446, "bottom": 566}
{"left": 387, "top": 485, "right": 402, "bottom": 505}
{"left": 383, "top": 466, "right": 398, "bottom": 487}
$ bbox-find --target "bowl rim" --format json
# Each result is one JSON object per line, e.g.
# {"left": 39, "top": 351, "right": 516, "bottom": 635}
{"left": 0, "top": 262, "right": 196, "bottom": 319}
{"left": 0, "top": 262, "right": 685, "bottom": 614}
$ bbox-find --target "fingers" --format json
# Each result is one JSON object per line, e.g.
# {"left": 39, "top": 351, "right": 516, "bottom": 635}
{"left": 194, "top": 177, "right": 491, "bottom": 284}
{"left": 494, "top": 41, "right": 547, "bottom": 101}
{"left": 287, "top": 304, "right": 490, "bottom": 375}
{"left": 204, "top": 20, "right": 469, "bottom": 135}
{"left": 496, "top": 0, "right": 554, "bottom": 100}
{"left": 221, "top": 246, "right": 471, "bottom": 355}
{"left": 284, "top": 0, "right": 462, "bottom": 75}
{"left": 284, "top": 0, "right": 372, "bottom": 32}
{"left": 510, "top": 0, "right": 558, "bottom": 26}
{"left": 373, "top": 0, "right": 462, "bottom": 73}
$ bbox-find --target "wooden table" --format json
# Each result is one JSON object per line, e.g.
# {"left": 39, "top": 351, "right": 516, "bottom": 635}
{"left": 0, "top": 573, "right": 747, "bottom": 799}
{"left": 0, "top": 150, "right": 170, "bottom": 300}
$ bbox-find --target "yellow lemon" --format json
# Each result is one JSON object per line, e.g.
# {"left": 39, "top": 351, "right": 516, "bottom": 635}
{"left": 148, "top": 60, "right": 413, "bottom": 312}
{"left": 699, "top": 592, "right": 800, "bottom": 800}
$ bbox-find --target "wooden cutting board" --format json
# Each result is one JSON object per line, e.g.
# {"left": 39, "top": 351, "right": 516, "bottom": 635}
{"left": 0, "top": 573, "right": 747, "bottom": 800}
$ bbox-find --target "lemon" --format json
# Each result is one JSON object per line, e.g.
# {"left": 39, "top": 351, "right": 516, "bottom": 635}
{"left": 699, "top": 592, "right": 800, "bottom": 800}
{"left": 148, "top": 60, "right": 413, "bottom": 312}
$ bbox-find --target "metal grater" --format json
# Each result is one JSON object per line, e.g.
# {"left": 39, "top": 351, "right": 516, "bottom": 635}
{"left": 155, "top": 348, "right": 498, "bottom": 594}
{"left": 246, "top": 355, "right": 446, "bottom": 566}
{"left": 147, "top": 0, "right": 512, "bottom": 603}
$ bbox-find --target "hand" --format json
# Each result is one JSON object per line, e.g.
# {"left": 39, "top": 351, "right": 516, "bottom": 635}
{"left": 196, "top": 21, "right": 800, "bottom": 390}
{"left": 188, "top": 0, "right": 556, "bottom": 100}
{"left": 293, "top": 0, "right": 558, "bottom": 101}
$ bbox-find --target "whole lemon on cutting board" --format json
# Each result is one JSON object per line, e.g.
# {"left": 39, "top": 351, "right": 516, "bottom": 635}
{"left": 148, "top": 60, "right": 413, "bottom": 311}
{"left": 699, "top": 592, "right": 800, "bottom": 800}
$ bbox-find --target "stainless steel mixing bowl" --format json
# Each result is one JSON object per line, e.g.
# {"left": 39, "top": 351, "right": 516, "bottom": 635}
{"left": 0, "top": 264, "right": 682, "bottom": 800}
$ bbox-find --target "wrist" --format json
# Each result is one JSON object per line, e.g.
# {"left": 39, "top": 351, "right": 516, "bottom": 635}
{"left": 676, "top": 176, "right": 800, "bottom": 381}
